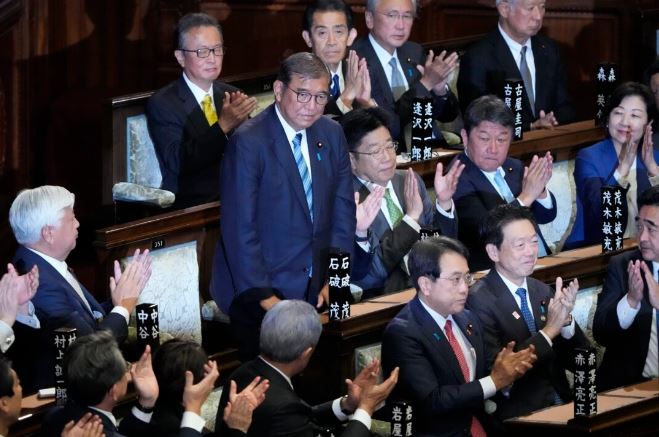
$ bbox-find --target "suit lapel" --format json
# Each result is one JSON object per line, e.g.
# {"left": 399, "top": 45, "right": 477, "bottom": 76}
{"left": 397, "top": 44, "right": 420, "bottom": 87}
{"left": 502, "top": 159, "right": 521, "bottom": 196}
{"left": 485, "top": 271, "right": 535, "bottom": 338}
{"left": 307, "top": 121, "right": 328, "bottom": 222}
{"left": 531, "top": 36, "right": 548, "bottom": 116}
{"left": 363, "top": 39, "right": 395, "bottom": 107}
{"left": 492, "top": 31, "right": 535, "bottom": 119}
{"left": 177, "top": 77, "right": 213, "bottom": 135}
{"left": 463, "top": 154, "right": 504, "bottom": 209}
{"left": 453, "top": 311, "right": 484, "bottom": 377}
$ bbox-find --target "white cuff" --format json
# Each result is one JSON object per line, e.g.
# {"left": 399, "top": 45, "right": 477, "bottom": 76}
{"left": 332, "top": 397, "right": 349, "bottom": 421}
{"left": 357, "top": 241, "right": 371, "bottom": 253}
{"left": 112, "top": 306, "right": 130, "bottom": 325}
{"left": 435, "top": 199, "right": 455, "bottom": 218}
{"left": 181, "top": 411, "right": 206, "bottom": 432}
{"left": 560, "top": 317, "right": 576, "bottom": 339}
{"left": 402, "top": 215, "right": 421, "bottom": 232}
{"left": 479, "top": 376, "right": 497, "bottom": 399}
{"left": 0, "top": 321, "right": 15, "bottom": 353}
{"left": 350, "top": 408, "right": 372, "bottom": 431}
{"left": 616, "top": 294, "right": 641, "bottom": 329}
{"left": 131, "top": 407, "right": 153, "bottom": 424}
{"left": 535, "top": 190, "right": 554, "bottom": 208}
{"left": 539, "top": 329, "right": 553, "bottom": 347}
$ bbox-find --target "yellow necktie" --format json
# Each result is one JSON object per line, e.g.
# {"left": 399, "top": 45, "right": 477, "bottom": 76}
{"left": 201, "top": 94, "right": 218, "bottom": 126}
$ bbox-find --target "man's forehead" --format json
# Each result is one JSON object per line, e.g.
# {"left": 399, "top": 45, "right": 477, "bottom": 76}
{"left": 502, "top": 219, "right": 536, "bottom": 240}
{"left": 438, "top": 251, "right": 468, "bottom": 273}
{"left": 378, "top": 0, "right": 415, "bottom": 11}
{"left": 312, "top": 11, "right": 349, "bottom": 27}
{"left": 290, "top": 74, "right": 329, "bottom": 90}
{"left": 472, "top": 121, "right": 511, "bottom": 136}
{"left": 639, "top": 205, "right": 659, "bottom": 224}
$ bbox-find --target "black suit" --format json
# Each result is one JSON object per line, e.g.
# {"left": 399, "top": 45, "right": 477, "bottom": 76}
{"left": 146, "top": 76, "right": 238, "bottom": 208}
{"left": 352, "top": 37, "right": 459, "bottom": 151}
{"left": 467, "top": 271, "right": 590, "bottom": 420}
{"left": 593, "top": 250, "right": 658, "bottom": 390}
{"left": 216, "top": 358, "right": 369, "bottom": 437}
{"left": 382, "top": 297, "right": 494, "bottom": 437}
{"left": 458, "top": 29, "right": 575, "bottom": 130}
{"left": 4, "top": 320, "right": 51, "bottom": 394}
{"left": 452, "top": 153, "right": 556, "bottom": 270}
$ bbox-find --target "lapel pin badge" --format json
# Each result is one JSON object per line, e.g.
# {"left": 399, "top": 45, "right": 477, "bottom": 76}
{"left": 512, "top": 311, "right": 521, "bottom": 320}
{"left": 317, "top": 152, "right": 322, "bottom": 161}
{"left": 540, "top": 315, "right": 546, "bottom": 322}
{"left": 432, "top": 332, "right": 441, "bottom": 341}
{"left": 466, "top": 324, "right": 474, "bottom": 336}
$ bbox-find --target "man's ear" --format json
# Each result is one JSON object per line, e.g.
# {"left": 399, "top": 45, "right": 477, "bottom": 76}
{"left": 302, "top": 30, "right": 313, "bottom": 48}
{"left": 485, "top": 243, "right": 500, "bottom": 263}
{"left": 365, "top": 10, "right": 374, "bottom": 31}
{"left": 497, "top": 1, "right": 511, "bottom": 19}
{"left": 417, "top": 276, "right": 432, "bottom": 297}
{"left": 41, "top": 225, "right": 53, "bottom": 245}
{"left": 0, "top": 396, "right": 9, "bottom": 415}
{"left": 347, "top": 28, "right": 358, "bottom": 46}
{"left": 174, "top": 50, "right": 185, "bottom": 68}
{"left": 460, "top": 129, "right": 469, "bottom": 150}
{"left": 273, "top": 80, "right": 284, "bottom": 103}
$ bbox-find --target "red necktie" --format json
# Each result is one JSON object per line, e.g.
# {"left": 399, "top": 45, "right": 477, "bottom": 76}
{"left": 445, "top": 320, "right": 487, "bottom": 437}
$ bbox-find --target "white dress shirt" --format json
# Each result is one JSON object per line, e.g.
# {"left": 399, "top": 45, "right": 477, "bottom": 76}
{"left": 498, "top": 23, "right": 536, "bottom": 98}
{"left": 368, "top": 34, "right": 409, "bottom": 92}
{"left": 275, "top": 104, "right": 312, "bottom": 177}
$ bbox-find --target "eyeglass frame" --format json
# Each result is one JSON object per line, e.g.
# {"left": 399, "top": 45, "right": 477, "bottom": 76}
{"left": 284, "top": 84, "right": 330, "bottom": 106}
{"left": 350, "top": 141, "right": 399, "bottom": 159}
{"left": 178, "top": 45, "right": 226, "bottom": 58}
{"left": 376, "top": 10, "right": 415, "bottom": 22}
{"left": 435, "top": 272, "right": 476, "bottom": 287}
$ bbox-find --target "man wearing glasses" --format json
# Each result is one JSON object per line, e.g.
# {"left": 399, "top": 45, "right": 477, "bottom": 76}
{"left": 146, "top": 13, "right": 257, "bottom": 208}
{"left": 352, "top": 0, "right": 460, "bottom": 152}
{"left": 381, "top": 236, "right": 537, "bottom": 436}
{"left": 340, "top": 107, "right": 463, "bottom": 297}
{"left": 212, "top": 52, "right": 356, "bottom": 361}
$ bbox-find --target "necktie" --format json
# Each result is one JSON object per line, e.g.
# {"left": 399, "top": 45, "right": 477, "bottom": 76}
{"left": 384, "top": 188, "right": 403, "bottom": 227}
{"left": 292, "top": 133, "right": 313, "bottom": 221}
{"left": 515, "top": 288, "right": 537, "bottom": 335}
{"left": 493, "top": 171, "right": 515, "bottom": 203}
{"left": 445, "top": 320, "right": 487, "bottom": 437}
{"left": 64, "top": 267, "right": 93, "bottom": 315}
{"left": 389, "top": 57, "right": 406, "bottom": 101}
{"left": 330, "top": 74, "right": 340, "bottom": 99}
{"left": 519, "top": 46, "right": 535, "bottom": 117}
{"left": 201, "top": 94, "right": 218, "bottom": 126}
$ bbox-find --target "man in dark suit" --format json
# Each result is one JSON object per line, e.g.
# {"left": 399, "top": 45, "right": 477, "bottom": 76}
{"left": 146, "top": 13, "right": 257, "bottom": 208}
{"left": 381, "top": 236, "right": 536, "bottom": 436}
{"left": 453, "top": 95, "right": 556, "bottom": 270}
{"left": 352, "top": 0, "right": 459, "bottom": 151}
{"left": 302, "top": 0, "right": 376, "bottom": 117}
{"left": 217, "top": 300, "right": 399, "bottom": 437}
{"left": 211, "top": 52, "right": 356, "bottom": 360}
{"left": 467, "top": 204, "right": 590, "bottom": 421}
{"left": 339, "top": 107, "right": 463, "bottom": 296}
{"left": 458, "top": 0, "right": 575, "bottom": 131}
{"left": 9, "top": 186, "right": 152, "bottom": 390}
{"left": 593, "top": 186, "right": 659, "bottom": 390}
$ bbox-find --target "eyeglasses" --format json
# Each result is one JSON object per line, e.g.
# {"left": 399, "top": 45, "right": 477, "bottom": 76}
{"left": 179, "top": 45, "right": 226, "bottom": 58}
{"left": 350, "top": 141, "right": 398, "bottom": 159}
{"left": 377, "top": 11, "right": 415, "bottom": 22}
{"left": 437, "top": 273, "right": 475, "bottom": 287}
{"left": 285, "top": 85, "right": 329, "bottom": 105}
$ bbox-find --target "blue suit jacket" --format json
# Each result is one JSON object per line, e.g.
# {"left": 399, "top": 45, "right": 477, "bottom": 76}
{"left": 353, "top": 170, "right": 457, "bottom": 294}
{"left": 458, "top": 29, "right": 575, "bottom": 130}
{"left": 211, "top": 104, "right": 356, "bottom": 314}
{"left": 352, "top": 37, "right": 459, "bottom": 151}
{"left": 452, "top": 152, "right": 557, "bottom": 270}
{"left": 146, "top": 77, "right": 238, "bottom": 208}
{"left": 567, "top": 138, "right": 659, "bottom": 247}
{"left": 381, "top": 297, "right": 492, "bottom": 437}
{"left": 13, "top": 245, "right": 127, "bottom": 339}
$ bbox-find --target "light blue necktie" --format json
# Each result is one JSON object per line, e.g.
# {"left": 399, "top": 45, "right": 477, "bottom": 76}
{"left": 520, "top": 46, "right": 535, "bottom": 117}
{"left": 493, "top": 171, "right": 515, "bottom": 203}
{"left": 292, "top": 133, "right": 313, "bottom": 222}
{"left": 330, "top": 74, "right": 340, "bottom": 99}
{"left": 389, "top": 57, "right": 406, "bottom": 101}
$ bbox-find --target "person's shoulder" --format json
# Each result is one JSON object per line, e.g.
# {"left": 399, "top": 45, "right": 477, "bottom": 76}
{"left": 609, "top": 249, "right": 642, "bottom": 269}
{"left": 149, "top": 79, "right": 180, "bottom": 102}
{"left": 464, "top": 29, "right": 499, "bottom": 55}
{"left": 351, "top": 36, "right": 371, "bottom": 52}
{"left": 214, "top": 80, "right": 239, "bottom": 93}
{"left": 578, "top": 138, "right": 611, "bottom": 156}
{"left": 503, "top": 156, "right": 524, "bottom": 170}
{"left": 232, "top": 106, "right": 274, "bottom": 138}
{"left": 468, "top": 276, "right": 496, "bottom": 301}
{"left": 532, "top": 33, "right": 559, "bottom": 50}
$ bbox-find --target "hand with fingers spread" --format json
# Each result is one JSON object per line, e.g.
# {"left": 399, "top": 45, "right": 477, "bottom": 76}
{"left": 519, "top": 152, "right": 552, "bottom": 206}
{"left": 639, "top": 261, "right": 659, "bottom": 310}
{"left": 218, "top": 91, "right": 258, "bottom": 133}
{"left": 555, "top": 276, "right": 578, "bottom": 314}
{"left": 530, "top": 110, "right": 559, "bottom": 130}
{"left": 640, "top": 121, "right": 658, "bottom": 177}
{"left": 617, "top": 130, "right": 639, "bottom": 179}
{"left": 356, "top": 185, "right": 385, "bottom": 238}
{"left": 341, "top": 359, "right": 381, "bottom": 414}
{"left": 434, "top": 160, "right": 464, "bottom": 211}
{"left": 626, "top": 260, "right": 645, "bottom": 309}
{"left": 490, "top": 342, "right": 536, "bottom": 389}
{"left": 404, "top": 168, "right": 424, "bottom": 222}
{"left": 223, "top": 377, "right": 270, "bottom": 432}
{"left": 110, "top": 248, "right": 152, "bottom": 313}
{"left": 61, "top": 413, "right": 105, "bottom": 437}
{"left": 0, "top": 264, "right": 39, "bottom": 327}
{"left": 417, "top": 50, "right": 459, "bottom": 95}
{"left": 542, "top": 294, "right": 571, "bottom": 340}
{"left": 356, "top": 366, "right": 399, "bottom": 416}
{"left": 131, "top": 345, "right": 159, "bottom": 408}
{"left": 183, "top": 360, "right": 220, "bottom": 415}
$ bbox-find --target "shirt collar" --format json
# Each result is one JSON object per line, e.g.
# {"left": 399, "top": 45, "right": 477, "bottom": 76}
{"left": 27, "top": 247, "right": 69, "bottom": 278}
{"left": 274, "top": 103, "right": 306, "bottom": 145}
{"left": 369, "top": 33, "right": 399, "bottom": 64}
{"left": 498, "top": 23, "right": 531, "bottom": 55}
{"left": 652, "top": 261, "right": 659, "bottom": 280}
{"left": 182, "top": 72, "right": 214, "bottom": 105}
{"left": 496, "top": 269, "right": 529, "bottom": 295}
{"left": 418, "top": 297, "right": 453, "bottom": 331}
{"left": 259, "top": 356, "right": 293, "bottom": 390}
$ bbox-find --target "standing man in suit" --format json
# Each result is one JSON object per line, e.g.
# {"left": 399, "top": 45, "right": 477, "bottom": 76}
{"left": 211, "top": 53, "right": 356, "bottom": 360}
{"left": 454, "top": 95, "right": 556, "bottom": 270}
{"left": 593, "top": 186, "right": 659, "bottom": 390}
{"left": 381, "top": 236, "right": 536, "bottom": 436}
{"left": 302, "top": 0, "right": 376, "bottom": 117}
{"left": 340, "top": 107, "right": 463, "bottom": 295}
{"left": 458, "top": 0, "right": 576, "bottom": 131}
{"left": 146, "top": 12, "right": 257, "bottom": 208}
{"left": 467, "top": 204, "right": 590, "bottom": 421}
{"left": 352, "top": 0, "right": 460, "bottom": 151}
{"left": 217, "top": 300, "right": 399, "bottom": 437}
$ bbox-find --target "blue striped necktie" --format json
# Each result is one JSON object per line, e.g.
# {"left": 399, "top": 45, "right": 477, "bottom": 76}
{"left": 292, "top": 132, "right": 313, "bottom": 221}
{"left": 330, "top": 74, "right": 340, "bottom": 99}
{"left": 515, "top": 288, "right": 536, "bottom": 335}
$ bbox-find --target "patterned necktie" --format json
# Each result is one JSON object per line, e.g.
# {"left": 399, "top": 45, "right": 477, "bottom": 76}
{"left": 330, "top": 74, "right": 340, "bottom": 99}
{"left": 445, "top": 320, "right": 487, "bottom": 437}
{"left": 384, "top": 188, "right": 403, "bottom": 227}
{"left": 389, "top": 57, "right": 406, "bottom": 101}
{"left": 292, "top": 133, "right": 313, "bottom": 221}
{"left": 519, "top": 46, "right": 535, "bottom": 117}
{"left": 201, "top": 94, "right": 218, "bottom": 126}
{"left": 515, "top": 288, "right": 537, "bottom": 335}
{"left": 493, "top": 171, "right": 515, "bottom": 203}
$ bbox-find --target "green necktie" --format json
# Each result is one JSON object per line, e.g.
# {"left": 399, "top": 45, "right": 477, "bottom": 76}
{"left": 384, "top": 188, "right": 403, "bottom": 227}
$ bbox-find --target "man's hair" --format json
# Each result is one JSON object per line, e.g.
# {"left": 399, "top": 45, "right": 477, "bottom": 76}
{"left": 463, "top": 95, "right": 515, "bottom": 134}
{"left": 339, "top": 107, "right": 392, "bottom": 153}
{"left": 639, "top": 185, "right": 659, "bottom": 209}
{"left": 260, "top": 300, "right": 322, "bottom": 363}
{"left": 482, "top": 204, "right": 537, "bottom": 249}
{"left": 408, "top": 236, "right": 469, "bottom": 292}
{"left": 277, "top": 52, "right": 330, "bottom": 86}
{"left": 153, "top": 339, "right": 207, "bottom": 408}
{"left": 605, "top": 81, "right": 657, "bottom": 127}
{"left": 303, "top": 0, "right": 353, "bottom": 32}
{"left": 9, "top": 185, "right": 75, "bottom": 245}
{"left": 366, "top": 0, "right": 417, "bottom": 13}
{"left": 0, "top": 357, "right": 14, "bottom": 398}
{"left": 174, "top": 12, "right": 223, "bottom": 50}
{"left": 495, "top": 0, "right": 518, "bottom": 6}
{"left": 645, "top": 58, "right": 659, "bottom": 83}
{"left": 64, "top": 332, "right": 126, "bottom": 406}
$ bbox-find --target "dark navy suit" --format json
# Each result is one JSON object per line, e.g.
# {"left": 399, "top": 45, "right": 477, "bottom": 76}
{"left": 381, "top": 297, "right": 494, "bottom": 437}
{"left": 452, "top": 152, "right": 557, "bottom": 270}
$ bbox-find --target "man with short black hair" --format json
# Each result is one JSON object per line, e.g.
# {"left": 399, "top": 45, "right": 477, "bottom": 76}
{"left": 382, "top": 236, "right": 536, "bottom": 436}
{"left": 468, "top": 204, "right": 589, "bottom": 421}
{"left": 593, "top": 185, "right": 659, "bottom": 390}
